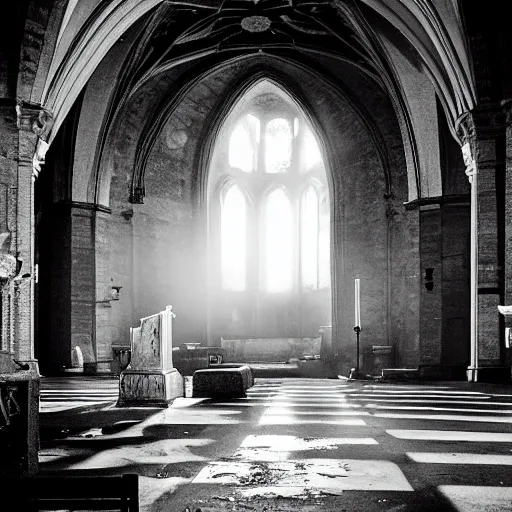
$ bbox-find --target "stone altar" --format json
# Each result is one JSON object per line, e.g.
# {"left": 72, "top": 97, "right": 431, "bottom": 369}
{"left": 117, "top": 305, "right": 183, "bottom": 407}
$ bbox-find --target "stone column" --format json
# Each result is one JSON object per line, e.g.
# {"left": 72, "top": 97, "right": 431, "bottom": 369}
{"left": 14, "top": 102, "right": 51, "bottom": 369}
{"left": 502, "top": 100, "right": 512, "bottom": 366}
{"left": 458, "top": 105, "right": 510, "bottom": 382}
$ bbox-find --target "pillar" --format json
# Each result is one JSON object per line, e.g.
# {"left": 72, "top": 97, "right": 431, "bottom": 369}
{"left": 458, "top": 104, "right": 510, "bottom": 382}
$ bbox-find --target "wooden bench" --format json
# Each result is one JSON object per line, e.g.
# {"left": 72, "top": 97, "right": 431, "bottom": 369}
{"left": 9, "top": 473, "right": 139, "bottom": 511}
{"left": 192, "top": 365, "right": 253, "bottom": 398}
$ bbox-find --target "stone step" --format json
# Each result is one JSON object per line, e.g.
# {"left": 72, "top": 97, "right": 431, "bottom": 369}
{"left": 380, "top": 368, "right": 420, "bottom": 381}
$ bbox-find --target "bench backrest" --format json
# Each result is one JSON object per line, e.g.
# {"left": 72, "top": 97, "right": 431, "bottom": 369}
{"left": 10, "top": 473, "right": 139, "bottom": 511}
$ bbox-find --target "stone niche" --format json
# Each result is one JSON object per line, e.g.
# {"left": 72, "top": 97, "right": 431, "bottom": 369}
{"left": 117, "top": 305, "right": 183, "bottom": 407}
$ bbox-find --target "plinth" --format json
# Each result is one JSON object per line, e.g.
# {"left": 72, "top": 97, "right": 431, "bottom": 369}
{"left": 117, "top": 306, "right": 184, "bottom": 407}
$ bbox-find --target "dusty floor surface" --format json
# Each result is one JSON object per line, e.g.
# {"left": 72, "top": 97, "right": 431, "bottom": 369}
{"left": 29, "top": 377, "right": 512, "bottom": 511}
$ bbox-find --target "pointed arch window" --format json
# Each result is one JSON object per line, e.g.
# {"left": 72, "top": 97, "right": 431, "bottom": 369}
{"left": 210, "top": 80, "right": 331, "bottom": 296}
{"left": 221, "top": 184, "right": 247, "bottom": 291}
{"left": 265, "top": 188, "right": 293, "bottom": 292}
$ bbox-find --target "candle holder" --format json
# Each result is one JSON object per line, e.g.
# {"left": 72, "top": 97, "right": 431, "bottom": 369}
{"left": 349, "top": 325, "right": 363, "bottom": 379}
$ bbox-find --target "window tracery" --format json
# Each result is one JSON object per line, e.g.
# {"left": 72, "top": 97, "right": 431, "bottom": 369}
{"left": 210, "top": 81, "right": 330, "bottom": 294}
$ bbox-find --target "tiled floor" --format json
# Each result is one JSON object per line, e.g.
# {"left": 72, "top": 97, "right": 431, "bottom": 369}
{"left": 38, "top": 377, "right": 512, "bottom": 511}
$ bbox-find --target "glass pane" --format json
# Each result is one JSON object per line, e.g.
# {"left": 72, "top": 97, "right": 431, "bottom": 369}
{"left": 265, "top": 188, "right": 293, "bottom": 292}
{"left": 221, "top": 185, "right": 246, "bottom": 291}
{"left": 265, "top": 118, "right": 292, "bottom": 173}
{"left": 229, "top": 123, "right": 254, "bottom": 172}
{"left": 318, "top": 193, "right": 330, "bottom": 288}
{"left": 246, "top": 114, "right": 261, "bottom": 144}
{"left": 301, "top": 125, "right": 323, "bottom": 172}
{"left": 301, "top": 186, "right": 319, "bottom": 289}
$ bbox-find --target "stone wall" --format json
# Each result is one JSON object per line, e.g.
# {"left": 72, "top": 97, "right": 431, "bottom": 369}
{"left": 101, "top": 54, "right": 413, "bottom": 374}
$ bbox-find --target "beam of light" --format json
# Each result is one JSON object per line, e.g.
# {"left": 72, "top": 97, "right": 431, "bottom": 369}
{"left": 268, "top": 410, "right": 370, "bottom": 416}
{"left": 365, "top": 404, "right": 512, "bottom": 414}
{"left": 375, "top": 413, "right": 512, "bottom": 423}
{"left": 407, "top": 453, "right": 512, "bottom": 465}
{"left": 238, "top": 435, "right": 378, "bottom": 451}
{"left": 362, "top": 385, "right": 452, "bottom": 389}
{"left": 353, "top": 390, "right": 488, "bottom": 395}
{"left": 350, "top": 398, "right": 500, "bottom": 405}
{"left": 264, "top": 188, "right": 293, "bottom": 291}
{"left": 193, "top": 459, "right": 412, "bottom": 492}
{"left": 259, "top": 416, "right": 366, "bottom": 426}
{"left": 301, "top": 185, "right": 319, "bottom": 288}
{"left": 438, "top": 485, "right": 512, "bottom": 512}
{"left": 387, "top": 430, "right": 512, "bottom": 442}
{"left": 346, "top": 394, "right": 490, "bottom": 400}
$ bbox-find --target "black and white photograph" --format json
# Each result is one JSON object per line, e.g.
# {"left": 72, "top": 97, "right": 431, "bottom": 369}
{"left": 1, "top": 1, "right": 511, "bottom": 510}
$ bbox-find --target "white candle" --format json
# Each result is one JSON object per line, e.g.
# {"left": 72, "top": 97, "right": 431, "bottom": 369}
{"left": 355, "top": 278, "right": 361, "bottom": 328}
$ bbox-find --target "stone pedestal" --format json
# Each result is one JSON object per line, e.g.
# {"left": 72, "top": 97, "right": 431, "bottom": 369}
{"left": 117, "top": 306, "right": 183, "bottom": 407}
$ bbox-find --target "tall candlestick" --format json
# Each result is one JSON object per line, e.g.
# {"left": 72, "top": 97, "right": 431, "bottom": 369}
{"left": 355, "top": 278, "right": 361, "bottom": 328}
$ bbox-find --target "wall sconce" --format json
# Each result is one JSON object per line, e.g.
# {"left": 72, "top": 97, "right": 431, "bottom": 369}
{"left": 96, "top": 284, "right": 122, "bottom": 304}
{"left": 424, "top": 268, "right": 434, "bottom": 291}
{"left": 110, "top": 285, "right": 122, "bottom": 301}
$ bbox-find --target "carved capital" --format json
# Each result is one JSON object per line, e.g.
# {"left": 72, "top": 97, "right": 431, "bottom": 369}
{"left": 15, "top": 101, "right": 53, "bottom": 140}
{"left": 16, "top": 101, "right": 53, "bottom": 178}
{"left": 455, "top": 111, "right": 476, "bottom": 146}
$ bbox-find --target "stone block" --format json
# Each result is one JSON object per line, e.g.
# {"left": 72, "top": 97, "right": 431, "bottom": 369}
{"left": 192, "top": 365, "right": 253, "bottom": 398}
{"left": 117, "top": 368, "right": 183, "bottom": 407}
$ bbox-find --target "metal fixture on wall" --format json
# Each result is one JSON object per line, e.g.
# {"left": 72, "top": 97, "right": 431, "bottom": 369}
{"left": 96, "top": 284, "right": 123, "bottom": 304}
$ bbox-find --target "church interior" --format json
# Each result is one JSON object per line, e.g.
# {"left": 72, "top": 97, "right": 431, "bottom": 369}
{"left": 1, "top": 1, "right": 512, "bottom": 505}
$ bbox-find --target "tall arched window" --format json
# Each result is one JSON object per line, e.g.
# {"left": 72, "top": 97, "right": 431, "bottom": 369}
{"left": 221, "top": 184, "right": 247, "bottom": 291}
{"left": 265, "top": 188, "right": 293, "bottom": 292}
{"left": 209, "top": 79, "right": 331, "bottom": 297}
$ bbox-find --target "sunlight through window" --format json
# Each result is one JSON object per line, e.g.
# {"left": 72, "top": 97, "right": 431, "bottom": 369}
{"left": 265, "top": 118, "right": 292, "bottom": 173}
{"left": 229, "top": 122, "right": 254, "bottom": 172}
{"left": 301, "top": 186, "right": 318, "bottom": 288}
{"left": 301, "top": 125, "right": 323, "bottom": 172}
{"left": 265, "top": 189, "right": 293, "bottom": 291}
{"left": 318, "top": 193, "right": 330, "bottom": 288}
{"left": 221, "top": 185, "right": 246, "bottom": 291}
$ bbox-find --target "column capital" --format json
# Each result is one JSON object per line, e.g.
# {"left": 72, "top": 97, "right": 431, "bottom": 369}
{"left": 456, "top": 111, "right": 476, "bottom": 146}
{"left": 15, "top": 101, "right": 53, "bottom": 178}
{"left": 15, "top": 100, "right": 53, "bottom": 140}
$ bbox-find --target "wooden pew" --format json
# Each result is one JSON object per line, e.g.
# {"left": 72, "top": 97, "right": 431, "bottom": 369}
{"left": 9, "top": 473, "right": 139, "bottom": 511}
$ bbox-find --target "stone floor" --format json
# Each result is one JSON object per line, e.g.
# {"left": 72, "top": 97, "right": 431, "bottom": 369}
{"left": 33, "top": 376, "right": 512, "bottom": 511}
